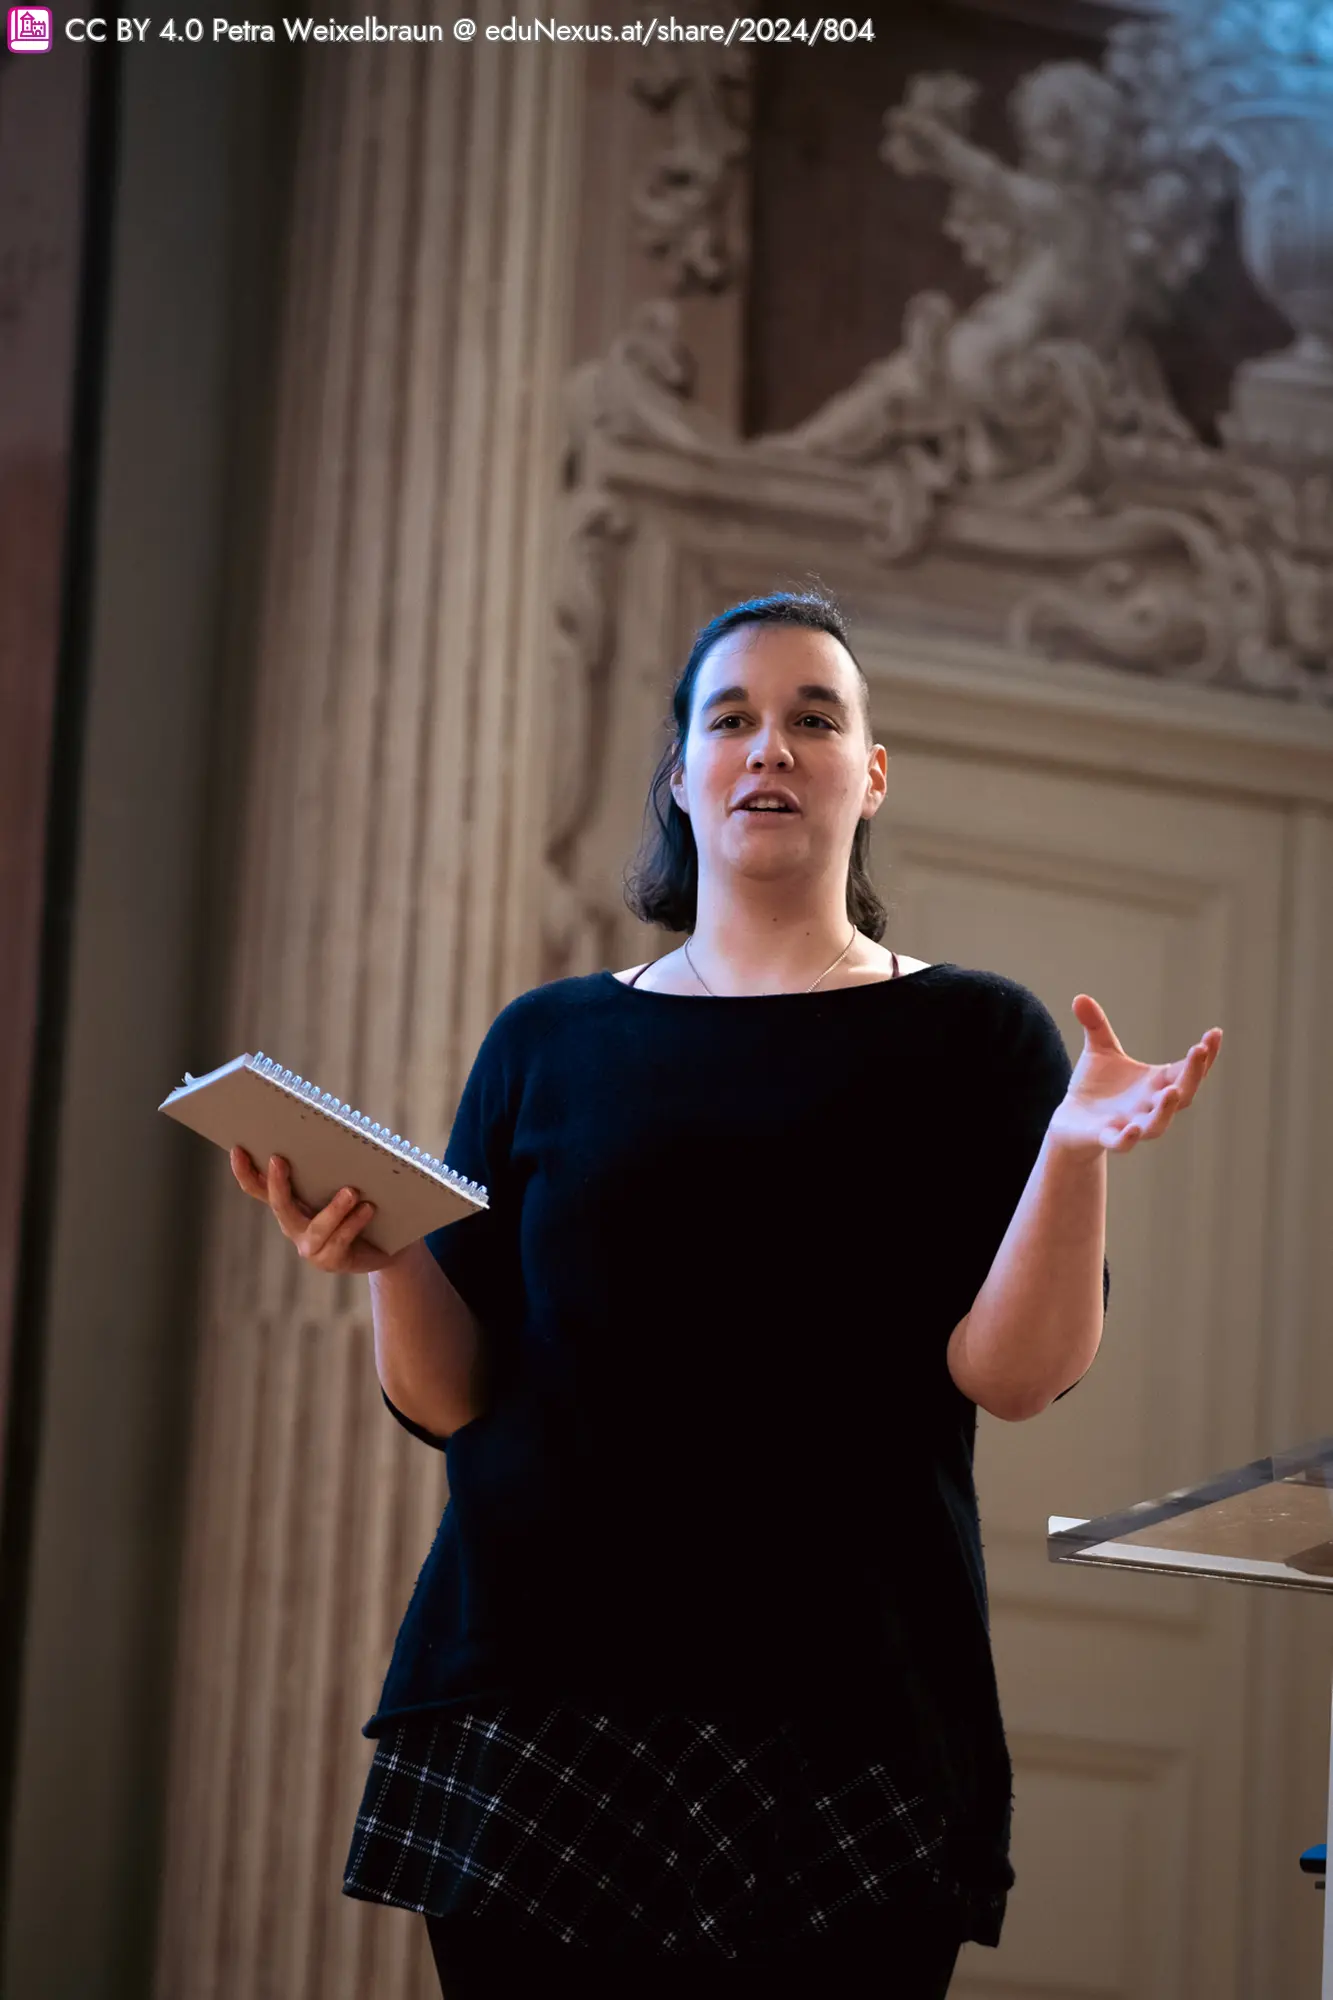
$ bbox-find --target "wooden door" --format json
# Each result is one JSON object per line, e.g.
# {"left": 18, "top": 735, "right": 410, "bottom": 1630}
{"left": 879, "top": 742, "right": 1288, "bottom": 1999}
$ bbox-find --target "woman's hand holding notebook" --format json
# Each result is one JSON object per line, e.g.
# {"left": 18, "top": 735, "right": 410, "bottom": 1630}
{"left": 230, "top": 1148, "right": 400, "bottom": 1275}
{"left": 159, "top": 1052, "right": 489, "bottom": 1257}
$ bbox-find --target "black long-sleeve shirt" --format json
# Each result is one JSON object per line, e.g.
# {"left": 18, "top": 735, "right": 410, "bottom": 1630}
{"left": 364, "top": 961, "right": 1110, "bottom": 1931}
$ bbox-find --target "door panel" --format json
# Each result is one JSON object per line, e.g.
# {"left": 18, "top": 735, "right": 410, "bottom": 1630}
{"left": 873, "top": 745, "right": 1285, "bottom": 1999}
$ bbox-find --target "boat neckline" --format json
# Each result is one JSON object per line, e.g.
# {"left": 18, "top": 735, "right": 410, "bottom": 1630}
{"left": 598, "top": 961, "right": 957, "bottom": 1000}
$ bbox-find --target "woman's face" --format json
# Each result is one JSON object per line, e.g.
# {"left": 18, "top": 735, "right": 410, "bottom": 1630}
{"left": 669, "top": 624, "right": 887, "bottom": 896}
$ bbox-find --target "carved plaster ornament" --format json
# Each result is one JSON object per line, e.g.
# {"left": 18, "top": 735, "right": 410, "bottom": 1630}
{"left": 629, "top": 31, "right": 751, "bottom": 294}
{"left": 1116, "top": 0, "right": 1333, "bottom": 462}
{"left": 562, "top": 298, "right": 732, "bottom": 468}
{"left": 544, "top": 23, "right": 1333, "bottom": 986}
{"left": 741, "top": 26, "right": 1332, "bottom": 701}
{"left": 754, "top": 59, "right": 1224, "bottom": 506}
{"left": 542, "top": 300, "right": 732, "bottom": 979}
{"left": 543, "top": 22, "right": 754, "bottom": 981}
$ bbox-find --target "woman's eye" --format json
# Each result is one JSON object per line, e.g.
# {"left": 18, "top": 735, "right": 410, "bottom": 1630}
{"left": 711, "top": 714, "right": 835, "bottom": 730}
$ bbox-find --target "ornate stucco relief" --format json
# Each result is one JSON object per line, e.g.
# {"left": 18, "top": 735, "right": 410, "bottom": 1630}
{"left": 543, "top": 20, "right": 753, "bottom": 979}
{"left": 544, "top": 11, "right": 1333, "bottom": 977}
{"left": 628, "top": 34, "right": 751, "bottom": 294}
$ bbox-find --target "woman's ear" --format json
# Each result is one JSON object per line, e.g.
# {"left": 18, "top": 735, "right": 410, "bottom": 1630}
{"left": 669, "top": 761, "right": 688, "bottom": 816}
{"left": 862, "top": 745, "right": 888, "bottom": 815}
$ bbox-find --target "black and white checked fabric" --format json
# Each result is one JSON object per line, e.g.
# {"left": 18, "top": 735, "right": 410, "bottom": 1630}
{"left": 343, "top": 1700, "right": 955, "bottom": 1962}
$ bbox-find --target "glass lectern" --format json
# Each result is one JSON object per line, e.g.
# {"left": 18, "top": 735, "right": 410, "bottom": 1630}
{"left": 1048, "top": 1435, "right": 1333, "bottom": 1996}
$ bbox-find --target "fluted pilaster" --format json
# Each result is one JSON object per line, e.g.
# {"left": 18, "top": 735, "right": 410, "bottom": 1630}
{"left": 154, "top": 13, "right": 583, "bottom": 1995}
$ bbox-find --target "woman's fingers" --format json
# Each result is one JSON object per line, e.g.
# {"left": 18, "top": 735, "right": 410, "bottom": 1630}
{"left": 1107, "top": 1029, "right": 1221, "bottom": 1152}
{"left": 229, "top": 1148, "right": 383, "bottom": 1270}
{"left": 1108, "top": 1083, "right": 1177, "bottom": 1151}
{"left": 1184, "top": 1030, "right": 1222, "bottom": 1100}
{"left": 232, "top": 1152, "right": 379, "bottom": 1271}
{"left": 1164, "top": 1032, "right": 1221, "bottom": 1107}
{"left": 230, "top": 1145, "right": 270, "bottom": 1199}
{"left": 1165, "top": 1053, "right": 1200, "bottom": 1105}
{"left": 306, "top": 1199, "right": 376, "bottom": 1269}
{"left": 266, "top": 1155, "right": 315, "bottom": 1237}
{"left": 300, "top": 1186, "right": 365, "bottom": 1261}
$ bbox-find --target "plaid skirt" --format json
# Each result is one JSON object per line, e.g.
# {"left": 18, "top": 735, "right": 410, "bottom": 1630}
{"left": 343, "top": 1700, "right": 964, "bottom": 1962}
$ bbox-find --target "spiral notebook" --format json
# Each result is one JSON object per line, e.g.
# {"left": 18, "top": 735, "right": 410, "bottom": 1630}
{"left": 158, "top": 1052, "right": 488, "bottom": 1256}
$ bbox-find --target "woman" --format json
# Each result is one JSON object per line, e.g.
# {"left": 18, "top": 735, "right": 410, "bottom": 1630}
{"left": 233, "top": 589, "right": 1221, "bottom": 1998}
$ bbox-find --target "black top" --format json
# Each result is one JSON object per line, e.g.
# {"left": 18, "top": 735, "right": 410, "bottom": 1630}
{"left": 366, "top": 959, "right": 1111, "bottom": 1925}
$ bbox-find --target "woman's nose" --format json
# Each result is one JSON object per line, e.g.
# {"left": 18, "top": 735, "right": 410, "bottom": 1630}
{"left": 747, "top": 731, "right": 793, "bottom": 767}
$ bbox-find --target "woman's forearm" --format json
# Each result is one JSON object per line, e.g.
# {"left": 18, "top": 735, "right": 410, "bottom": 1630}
{"left": 369, "top": 1239, "right": 489, "bottom": 1438}
{"left": 947, "top": 1130, "right": 1107, "bottom": 1422}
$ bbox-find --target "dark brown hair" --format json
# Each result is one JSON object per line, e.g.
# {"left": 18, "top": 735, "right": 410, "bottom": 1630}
{"left": 622, "top": 589, "right": 890, "bottom": 940}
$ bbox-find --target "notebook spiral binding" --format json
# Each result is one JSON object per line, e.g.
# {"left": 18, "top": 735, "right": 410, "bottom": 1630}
{"left": 249, "top": 1053, "right": 489, "bottom": 1208}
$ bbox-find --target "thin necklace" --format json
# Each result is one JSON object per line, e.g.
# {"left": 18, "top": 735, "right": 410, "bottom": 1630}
{"left": 683, "top": 925, "right": 858, "bottom": 996}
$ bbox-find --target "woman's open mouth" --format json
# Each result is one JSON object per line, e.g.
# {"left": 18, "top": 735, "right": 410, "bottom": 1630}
{"left": 734, "top": 798, "right": 799, "bottom": 817}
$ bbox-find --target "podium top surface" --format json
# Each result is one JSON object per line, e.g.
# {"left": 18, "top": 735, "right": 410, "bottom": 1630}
{"left": 1047, "top": 1435, "right": 1333, "bottom": 1594}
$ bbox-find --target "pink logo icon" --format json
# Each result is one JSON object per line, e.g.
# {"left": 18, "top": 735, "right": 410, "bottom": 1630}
{"left": 8, "top": 6, "right": 51, "bottom": 49}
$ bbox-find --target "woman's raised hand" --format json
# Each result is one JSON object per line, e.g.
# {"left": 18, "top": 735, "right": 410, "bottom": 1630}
{"left": 1047, "top": 996, "right": 1223, "bottom": 1159}
{"left": 229, "top": 1147, "right": 400, "bottom": 1274}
